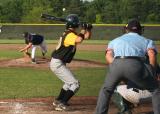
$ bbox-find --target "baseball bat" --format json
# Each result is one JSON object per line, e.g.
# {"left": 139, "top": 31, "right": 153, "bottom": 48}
{"left": 41, "top": 13, "right": 93, "bottom": 30}
{"left": 41, "top": 13, "right": 66, "bottom": 22}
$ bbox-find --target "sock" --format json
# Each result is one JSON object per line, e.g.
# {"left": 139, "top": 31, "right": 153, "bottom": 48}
{"left": 56, "top": 88, "right": 67, "bottom": 101}
{"left": 61, "top": 90, "right": 74, "bottom": 104}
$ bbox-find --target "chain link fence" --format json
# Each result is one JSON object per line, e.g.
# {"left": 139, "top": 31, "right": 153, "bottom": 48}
{"left": 0, "top": 24, "right": 159, "bottom": 40}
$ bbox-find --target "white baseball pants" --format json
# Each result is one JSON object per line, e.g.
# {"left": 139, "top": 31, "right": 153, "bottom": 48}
{"left": 116, "top": 85, "right": 152, "bottom": 104}
{"left": 31, "top": 40, "right": 47, "bottom": 59}
{"left": 50, "top": 58, "right": 80, "bottom": 92}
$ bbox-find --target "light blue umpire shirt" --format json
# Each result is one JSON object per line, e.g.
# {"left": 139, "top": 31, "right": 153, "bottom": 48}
{"left": 107, "top": 32, "right": 157, "bottom": 57}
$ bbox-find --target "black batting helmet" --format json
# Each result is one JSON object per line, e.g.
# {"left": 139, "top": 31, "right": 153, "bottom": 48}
{"left": 66, "top": 14, "right": 80, "bottom": 29}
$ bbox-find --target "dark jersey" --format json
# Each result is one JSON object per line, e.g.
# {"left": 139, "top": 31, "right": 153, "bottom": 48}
{"left": 52, "top": 30, "right": 77, "bottom": 63}
{"left": 25, "top": 34, "right": 44, "bottom": 45}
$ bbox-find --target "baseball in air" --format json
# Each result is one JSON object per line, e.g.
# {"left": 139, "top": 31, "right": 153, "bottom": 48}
{"left": 62, "top": 8, "right": 66, "bottom": 12}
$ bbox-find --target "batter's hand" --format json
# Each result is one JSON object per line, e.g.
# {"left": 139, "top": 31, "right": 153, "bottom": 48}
{"left": 80, "top": 22, "right": 93, "bottom": 30}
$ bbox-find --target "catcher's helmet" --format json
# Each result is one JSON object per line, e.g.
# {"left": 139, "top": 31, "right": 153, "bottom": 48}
{"left": 66, "top": 14, "right": 80, "bottom": 29}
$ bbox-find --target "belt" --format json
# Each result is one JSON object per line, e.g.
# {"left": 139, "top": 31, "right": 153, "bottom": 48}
{"left": 115, "top": 56, "right": 144, "bottom": 60}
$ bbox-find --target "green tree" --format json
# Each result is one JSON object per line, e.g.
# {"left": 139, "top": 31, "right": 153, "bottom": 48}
{"left": 102, "top": 0, "right": 121, "bottom": 23}
{"left": 21, "top": 7, "right": 48, "bottom": 23}
{"left": 21, "top": 0, "right": 52, "bottom": 23}
{"left": 0, "top": 0, "right": 23, "bottom": 23}
{"left": 0, "top": 0, "right": 160, "bottom": 23}
{"left": 83, "top": 2, "right": 96, "bottom": 23}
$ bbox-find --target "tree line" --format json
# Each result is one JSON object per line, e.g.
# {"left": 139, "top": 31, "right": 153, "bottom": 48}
{"left": 0, "top": 0, "right": 160, "bottom": 24}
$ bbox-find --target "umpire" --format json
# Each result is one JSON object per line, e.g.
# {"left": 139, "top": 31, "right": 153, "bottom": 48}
{"left": 95, "top": 19, "right": 160, "bottom": 114}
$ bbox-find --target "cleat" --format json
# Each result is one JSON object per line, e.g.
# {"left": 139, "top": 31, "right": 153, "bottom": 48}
{"left": 55, "top": 103, "right": 67, "bottom": 111}
{"left": 53, "top": 99, "right": 61, "bottom": 106}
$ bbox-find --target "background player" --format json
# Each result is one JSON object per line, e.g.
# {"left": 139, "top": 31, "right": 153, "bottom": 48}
{"left": 19, "top": 32, "right": 47, "bottom": 63}
{"left": 50, "top": 14, "right": 92, "bottom": 111}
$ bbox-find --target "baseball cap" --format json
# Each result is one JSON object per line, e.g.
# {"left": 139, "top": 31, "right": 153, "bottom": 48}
{"left": 126, "top": 19, "right": 142, "bottom": 31}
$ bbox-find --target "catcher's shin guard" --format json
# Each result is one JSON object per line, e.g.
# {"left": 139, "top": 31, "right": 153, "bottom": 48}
{"left": 112, "top": 92, "right": 132, "bottom": 114}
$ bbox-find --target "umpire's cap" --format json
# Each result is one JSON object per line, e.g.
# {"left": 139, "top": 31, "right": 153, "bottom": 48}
{"left": 125, "top": 19, "right": 143, "bottom": 35}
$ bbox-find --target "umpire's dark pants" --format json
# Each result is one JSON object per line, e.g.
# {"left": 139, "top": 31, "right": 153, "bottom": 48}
{"left": 95, "top": 58, "right": 160, "bottom": 114}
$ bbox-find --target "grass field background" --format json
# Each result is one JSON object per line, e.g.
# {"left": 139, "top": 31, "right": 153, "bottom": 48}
{"left": 0, "top": 39, "right": 160, "bottom": 45}
{"left": 0, "top": 40, "right": 107, "bottom": 99}
{"left": 0, "top": 40, "right": 159, "bottom": 99}
{"left": 0, "top": 67, "right": 106, "bottom": 99}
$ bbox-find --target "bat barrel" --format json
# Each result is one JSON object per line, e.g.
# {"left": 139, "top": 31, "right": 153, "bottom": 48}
{"left": 41, "top": 14, "right": 66, "bottom": 22}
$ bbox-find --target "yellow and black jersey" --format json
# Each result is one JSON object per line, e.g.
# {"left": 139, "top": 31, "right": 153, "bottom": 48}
{"left": 52, "top": 29, "right": 77, "bottom": 63}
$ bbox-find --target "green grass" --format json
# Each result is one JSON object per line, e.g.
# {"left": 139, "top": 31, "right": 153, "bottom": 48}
{"left": 0, "top": 50, "right": 22, "bottom": 59}
{"left": 0, "top": 39, "right": 160, "bottom": 45}
{"left": 75, "top": 68, "right": 106, "bottom": 96}
{"left": 0, "top": 49, "right": 159, "bottom": 63}
{"left": 0, "top": 39, "right": 109, "bottom": 45}
{"left": 0, "top": 67, "right": 106, "bottom": 99}
{"left": 75, "top": 51, "right": 106, "bottom": 63}
{"left": 0, "top": 49, "right": 106, "bottom": 63}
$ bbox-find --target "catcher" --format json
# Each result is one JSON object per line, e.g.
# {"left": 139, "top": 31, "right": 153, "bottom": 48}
{"left": 113, "top": 65, "right": 160, "bottom": 114}
{"left": 50, "top": 14, "right": 92, "bottom": 111}
{"left": 19, "top": 32, "right": 47, "bottom": 63}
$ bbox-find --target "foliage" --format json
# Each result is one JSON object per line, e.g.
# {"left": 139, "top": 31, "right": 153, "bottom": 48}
{"left": 0, "top": 0, "right": 160, "bottom": 23}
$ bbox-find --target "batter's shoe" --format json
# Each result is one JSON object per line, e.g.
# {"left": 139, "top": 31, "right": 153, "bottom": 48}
{"left": 53, "top": 99, "right": 61, "bottom": 106}
{"left": 55, "top": 103, "right": 67, "bottom": 111}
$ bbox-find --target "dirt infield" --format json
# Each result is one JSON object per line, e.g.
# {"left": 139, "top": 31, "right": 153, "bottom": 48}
{"left": 0, "top": 44, "right": 158, "bottom": 114}
{"left": 0, "top": 96, "right": 153, "bottom": 114}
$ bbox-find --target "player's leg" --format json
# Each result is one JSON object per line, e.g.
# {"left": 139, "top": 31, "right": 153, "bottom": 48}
{"left": 31, "top": 45, "right": 37, "bottom": 63}
{"left": 50, "top": 58, "right": 80, "bottom": 110}
{"left": 112, "top": 91, "right": 132, "bottom": 114}
{"left": 39, "top": 41, "right": 47, "bottom": 58}
{"left": 95, "top": 60, "right": 123, "bottom": 114}
{"left": 123, "top": 59, "right": 160, "bottom": 114}
{"left": 152, "top": 87, "right": 160, "bottom": 114}
{"left": 61, "top": 81, "right": 80, "bottom": 105}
